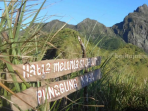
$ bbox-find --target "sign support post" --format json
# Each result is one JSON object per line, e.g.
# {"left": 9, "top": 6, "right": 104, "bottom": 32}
{"left": 78, "top": 36, "right": 88, "bottom": 111}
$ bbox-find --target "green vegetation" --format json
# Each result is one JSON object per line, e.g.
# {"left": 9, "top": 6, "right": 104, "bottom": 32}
{"left": 0, "top": 1, "right": 148, "bottom": 111}
{"left": 42, "top": 28, "right": 100, "bottom": 59}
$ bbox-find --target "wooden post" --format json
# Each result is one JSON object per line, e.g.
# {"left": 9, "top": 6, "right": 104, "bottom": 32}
{"left": 78, "top": 36, "right": 88, "bottom": 111}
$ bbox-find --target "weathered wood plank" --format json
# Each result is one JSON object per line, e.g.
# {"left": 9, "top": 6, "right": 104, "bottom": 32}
{"left": 11, "top": 69, "right": 101, "bottom": 111}
{"left": 7, "top": 57, "right": 101, "bottom": 82}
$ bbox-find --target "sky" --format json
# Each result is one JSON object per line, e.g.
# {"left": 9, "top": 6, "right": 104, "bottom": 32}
{"left": 0, "top": 0, "right": 148, "bottom": 27}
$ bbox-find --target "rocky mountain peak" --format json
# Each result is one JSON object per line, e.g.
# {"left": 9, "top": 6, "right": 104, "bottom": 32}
{"left": 112, "top": 4, "right": 148, "bottom": 53}
{"left": 134, "top": 4, "right": 148, "bottom": 13}
{"left": 81, "top": 18, "right": 98, "bottom": 24}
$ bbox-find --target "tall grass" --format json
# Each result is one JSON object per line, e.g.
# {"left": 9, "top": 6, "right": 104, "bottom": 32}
{"left": 62, "top": 54, "right": 148, "bottom": 111}
{"left": 0, "top": 0, "right": 61, "bottom": 110}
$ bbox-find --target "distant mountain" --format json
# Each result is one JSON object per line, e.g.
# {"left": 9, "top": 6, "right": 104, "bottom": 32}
{"left": 42, "top": 18, "right": 117, "bottom": 38}
{"left": 41, "top": 20, "right": 75, "bottom": 32}
{"left": 75, "top": 18, "right": 117, "bottom": 39}
{"left": 40, "top": 4, "right": 148, "bottom": 52}
{"left": 112, "top": 4, "right": 148, "bottom": 53}
{"left": 41, "top": 18, "right": 125, "bottom": 50}
{"left": 76, "top": 18, "right": 126, "bottom": 50}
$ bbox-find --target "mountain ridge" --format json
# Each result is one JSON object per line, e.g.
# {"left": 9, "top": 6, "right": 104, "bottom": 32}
{"left": 40, "top": 4, "right": 148, "bottom": 52}
{"left": 112, "top": 4, "right": 148, "bottom": 53}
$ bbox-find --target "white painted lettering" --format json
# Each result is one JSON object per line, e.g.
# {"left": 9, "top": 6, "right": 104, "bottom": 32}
{"left": 80, "top": 60, "right": 83, "bottom": 68}
{"left": 42, "top": 89, "right": 46, "bottom": 101}
{"left": 46, "top": 63, "right": 50, "bottom": 73}
{"left": 69, "top": 80, "right": 74, "bottom": 90}
{"left": 37, "top": 64, "right": 41, "bottom": 75}
{"left": 54, "top": 62, "right": 59, "bottom": 72}
{"left": 60, "top": 62, "right": 64, "bottom": 71}
{"left": 48, "top": 87, "right": 55, "bottom": 99}
{"left": 70, "top": 60, "right": 73, "bottom": 70}
{"left": 30, "top": 65, "right": 35, "bottom": 76}
{"left": 59, "top": 83, "right": 65, "bottom": 93}
{"left": 64, "top": 61, "right": 67, "bottom": 71}
{"left": 75, "top": 60, "right": 79, "bottom": 69}
{"left": 54, "top": 85, "right": 60, "bottom": 96}
{"left": 37, "top": 90, "right": 42, "bottom": 104}
{"left": 64, "top": 82, "right": 69, "bottom": 92}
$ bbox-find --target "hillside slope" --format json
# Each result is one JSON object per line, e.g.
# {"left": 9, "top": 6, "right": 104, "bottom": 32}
{"left": 112, "top": 4, "right": 148, "bottom": 53}
{"left": 41, "top": 18, "right": 125, "bottom": 50}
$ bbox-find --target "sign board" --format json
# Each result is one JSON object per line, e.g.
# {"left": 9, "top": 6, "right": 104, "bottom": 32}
{"left": 7, "top": 57, "right": 101, "bottom": 82}
{"left": 11, "top": 69, "right": 101, "bottom": 111}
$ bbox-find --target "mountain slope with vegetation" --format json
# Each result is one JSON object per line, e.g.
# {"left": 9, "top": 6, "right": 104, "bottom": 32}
{"left": 42, "top": 28, "right": 100, "bottom": 59}
{"left": 41, "top": 4, "right": 148, "bottom": 53}
{"left": 43, "top": 28, "right": 148, "bottom": 111}
{"left": 41, "top": 28, "right": 148, "bottom": 84}
{"left": 112, "top": 4, "right": 148, "bottom": 53}
{"left": 41, "top": 18, "right": 125, "bottom": 51}
{"left": 42, "top": 18, "right": 117, "bottom": 39}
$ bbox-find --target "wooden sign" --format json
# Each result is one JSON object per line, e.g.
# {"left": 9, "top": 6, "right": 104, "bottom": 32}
{"left": 11, "top": 69, "right": 101, "bottom": 111}
{"left": 7, "top": 57, "right": 101, "bottom": 82}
